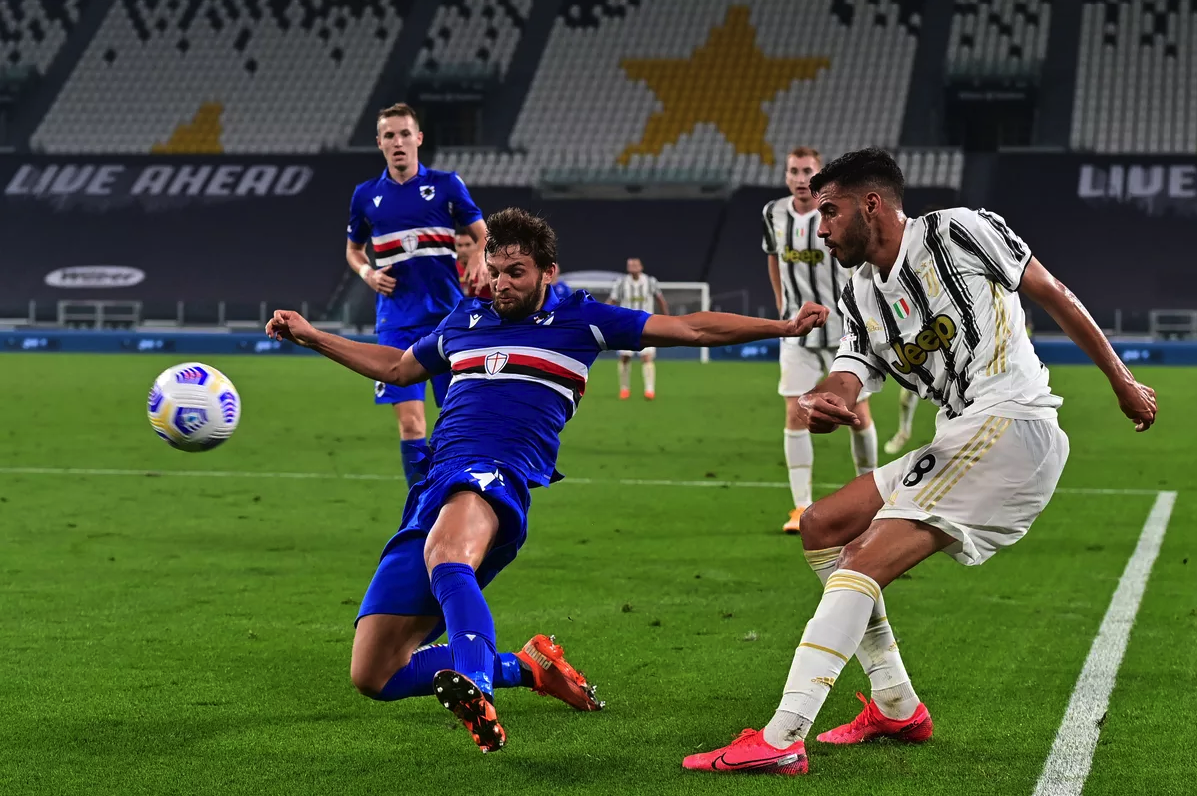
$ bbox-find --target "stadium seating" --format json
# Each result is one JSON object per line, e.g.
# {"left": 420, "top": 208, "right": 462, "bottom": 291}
{"left": 31, "top": 0, "right": 413, "bottom": 153}
{"left": 486, "top": 0, "right": 924, "bottom": 185}
{"left": 1072, "top": 0, "right": 1197, "bottom": 153}
{"left": 414, "top": 0, "right": 530, "bottom": 79}
{"left": 0, "top": 0, "right": 81, "bottom": 74}
{"left": 945, "top": 0, "right": 1052, "bottom": 80}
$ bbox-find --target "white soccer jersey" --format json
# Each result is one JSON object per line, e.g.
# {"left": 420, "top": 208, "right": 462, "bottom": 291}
{"left": 609, "top": 274, "right": 661, "bottom": 314}
{"left": 763, "top": 197, "right": 848, "bottom": 349}
{"left": 831, "top": 208, "right": 1062, "bottom": 420}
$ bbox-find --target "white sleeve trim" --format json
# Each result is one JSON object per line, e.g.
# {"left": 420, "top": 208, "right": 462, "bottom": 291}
{"left": 589, "top": 324, "right": 608, "bottom": 350}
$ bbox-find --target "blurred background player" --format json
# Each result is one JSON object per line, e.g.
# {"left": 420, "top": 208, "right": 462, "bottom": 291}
{"left": 607, "top": 257, "right": 669, "bottom": 400}
{"left": 346, "top": 103, "right": 488, "bottom": 488}
{"left": 764, "top": 146, "right": 877, "bottom": 533}
{"left": 456, "top": 227, "right": 491, "bottom": 300}
{"left": 550, "top": 270, "right": 573, "bottom": 302}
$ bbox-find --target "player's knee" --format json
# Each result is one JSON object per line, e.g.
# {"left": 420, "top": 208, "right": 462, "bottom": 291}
{"left": 351, "top": 653, "right": 412, "bottom": 701}
{"left": 798, "top": 499, "right": 837, "bottom": 549}
{"left": 786, "top": 401, "right": 808, "bottom": 431}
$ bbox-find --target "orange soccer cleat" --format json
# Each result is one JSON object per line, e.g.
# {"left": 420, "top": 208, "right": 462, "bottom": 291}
{"left": 433, "top": 670, "right": 507, "bottom": 753}
{"left": 644, "top": 390, "right": 655, "bottom": 401}
{"left": 516, "top": 634, "right": 604, "bottom": 711}
{"left": 817, "top": 692, "right": 934, "bottom": 745}
{"left": 783, "top": 506, "right": 805, "bottom": 535}
{"left": 683, "top": 728, "right": 808, "bottom": 775}
{"left": 619, "top": 387, "right": 631, "bottom": 400}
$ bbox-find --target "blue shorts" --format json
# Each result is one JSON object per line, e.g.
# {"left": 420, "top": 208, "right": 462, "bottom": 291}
{"left": 375, "top": 327, "right": 450, "bottom": 407}
{"left": 356, "top": 459, "right": 533, "bottom": 642}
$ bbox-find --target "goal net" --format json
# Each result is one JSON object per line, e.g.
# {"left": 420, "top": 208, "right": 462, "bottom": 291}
{"left": 561, "top": 278, "right": 711, "bottom": 363}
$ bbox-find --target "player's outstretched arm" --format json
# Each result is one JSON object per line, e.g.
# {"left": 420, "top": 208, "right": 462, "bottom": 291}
{"left": 265, "top": 310, "right": 431, "bottom": 387}
{"left": 1020, "top": 258, "right": 1157, "bottom": 432}
{"left": 641, "top": 302, "right": 829, "bottom": 347}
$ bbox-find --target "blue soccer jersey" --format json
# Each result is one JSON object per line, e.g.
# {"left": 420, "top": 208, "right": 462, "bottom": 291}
{"left": 550, "top": 280, "right": 572, "bottom": 301}
{"left": 410, "top": 289, "right": 649, "bottom": 485}
{"left": 346, "top": 164, "right": 483, "bottom": 333}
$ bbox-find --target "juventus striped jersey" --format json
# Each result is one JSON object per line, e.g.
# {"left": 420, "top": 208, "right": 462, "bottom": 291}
{"left": 609, "top": 274, "right": 662, "bottom": 314}
{"left": 411, "top": 288, "right": 649, "bottom": 485}
{"left": 831, "top": 208, "right": 1062, "bottom": 420}
{"left": 347, "top": 163, "right": 483, "bottom": 332}
{"left": 763, "top": 197, "right": 846, "bottom": 349}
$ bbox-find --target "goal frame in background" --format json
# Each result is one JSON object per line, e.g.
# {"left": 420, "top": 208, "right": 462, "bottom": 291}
{"left": 565, "top": 280, "right": 711, "bottom": 364}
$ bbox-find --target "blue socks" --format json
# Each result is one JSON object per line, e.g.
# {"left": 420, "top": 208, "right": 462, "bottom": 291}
{"left": 374, "top": 648, "right": 525, "bottom": 702}
{"left": 378, "top": 644, "right": 452, "bottom": 701}
{"left": 430, "top": 562, "right": 499, "bottom": 695}
{"left": 399, "top": 437, "right": 431, "bottom": 486}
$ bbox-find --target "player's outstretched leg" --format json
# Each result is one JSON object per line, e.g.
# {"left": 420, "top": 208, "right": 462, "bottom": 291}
{"left": 517, "top": 634, "right": 604, "bottom": 711}
{"left": 885, "top": 389, "right": 919, "bottom": 455}
{"left": 782, "top": 395, "right": 813, "bottom": 534}
{"left": 686, "top": 519, "right": 948, "bottom": 776}
{"left": 800, "top": 478, "right": 932, "bottom": 744}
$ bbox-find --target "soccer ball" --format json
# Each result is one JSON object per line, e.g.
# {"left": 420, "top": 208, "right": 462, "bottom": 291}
{"left": 147, "top": 362, "right": 241, "bottom": 452}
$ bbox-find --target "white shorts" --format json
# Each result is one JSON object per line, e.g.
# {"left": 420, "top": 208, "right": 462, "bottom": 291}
{"left": 618, "top": 348, "right": 657, "bottom": 358}
{"left": 779, "top": 343, "right": 874, "bottom": 399}
{"left": 873, "top": 412, "right": 1069, "bottom": 566}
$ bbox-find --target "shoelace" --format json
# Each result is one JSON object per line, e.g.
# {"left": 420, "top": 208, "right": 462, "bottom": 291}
{"left": 840, "top": 692, "right": 877, "bottom": 734}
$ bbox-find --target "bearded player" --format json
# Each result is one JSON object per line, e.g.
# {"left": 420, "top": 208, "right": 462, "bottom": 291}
{"left": 685, "top": 148, "right": 1156, "bottom": 776}
{"left": 765, "top": 146, "right": 878, "bottom": 534}
{"left": 269, "top": 208, "right": 829, "bottom": 754}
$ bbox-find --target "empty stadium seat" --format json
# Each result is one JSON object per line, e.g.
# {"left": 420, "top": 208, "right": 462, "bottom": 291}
{"left": 946, "top": 0, "right": 1052, "bottom": 80}
{"left": 31, "top": 0, "right": 412, "bottom": 153}
{"left": 1072, "top": 0, "right": 1197, "bottom": 153}
{"left": 491, "top": 0, "right": 923, "bottom": 185}
{"left": 0, "top": 0, "right": 82, "bottom": 74}
{"left": 414, "top": 0, "right": 529, "bottom": 79}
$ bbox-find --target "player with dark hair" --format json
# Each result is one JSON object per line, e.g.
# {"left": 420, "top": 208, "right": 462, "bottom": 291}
{"left": 268, "top": 207, "right": 830, "bottom": 754}
{"left": 685, "top": 147, "right": 1156, "bottom": 776}
{"left": 346, "top": 102, "right": 488, "bottom": 488}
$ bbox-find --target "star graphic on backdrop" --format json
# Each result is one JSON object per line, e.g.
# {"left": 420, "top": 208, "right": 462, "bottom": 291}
{"left": 618, "top": 5, "right": 829, "bottom": 166}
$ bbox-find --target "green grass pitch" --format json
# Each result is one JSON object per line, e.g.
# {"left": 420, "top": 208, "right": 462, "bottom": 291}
{"left": 0, "top": 354, "right": 1192, "bottom": 795}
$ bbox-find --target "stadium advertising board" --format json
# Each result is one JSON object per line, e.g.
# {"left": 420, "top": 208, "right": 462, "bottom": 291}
{"left": 0, "top": 154, "right": 382, "bottom": 308}
{"left": 989, "top": 154, "right": 1197, "bottom": 313}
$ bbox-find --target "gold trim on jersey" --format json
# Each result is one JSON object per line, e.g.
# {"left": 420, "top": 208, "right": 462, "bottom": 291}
{"left": 985, "top": 281, "right": 1010, "bottom": 376}
{"left": 914, "top": 417, "right": 1012, "bottom": 510}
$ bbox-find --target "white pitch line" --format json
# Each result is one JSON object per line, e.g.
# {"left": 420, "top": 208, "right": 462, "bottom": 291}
{"left": 1032, "top": 490, "right": 1178, "bottom": 796}
{"left": 0, "top": 466, "right": 1168, "bottom": 495}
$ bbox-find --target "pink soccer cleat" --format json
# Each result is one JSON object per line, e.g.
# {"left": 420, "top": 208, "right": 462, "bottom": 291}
{"left": 817, "top": 692, "right": 934, "bottom": 744}
{"left": 683, "top": 728, "right": 808, "bottom": 775}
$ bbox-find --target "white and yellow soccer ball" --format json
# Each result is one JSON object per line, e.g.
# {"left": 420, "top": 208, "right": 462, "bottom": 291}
{"left": 147, "top": 362, "right": 241, "bottom": 452}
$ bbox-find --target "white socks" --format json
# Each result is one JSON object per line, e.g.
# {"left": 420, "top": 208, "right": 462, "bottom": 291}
{"left": 618, "top": 359, "right": 631, "bottom": 391}
{"left": 786, "top": 424, "right": 876, "bottom": 504}
{"left": 850, "top": 424, "right": 878, "bottom": 475}
{"left": 803, "top": 547, "right": 921, "bottom": 722}
{"left": 763, "top": 570, "right": 880, "bottom": 747}
{"left": 898, "top": 389, "right": 918, "bottom": 435}
{"left": 783, "top": 429, "right": 814, "bottom": 507}
{"left": 642, "top": 360, "right": 656, "bottom": 394}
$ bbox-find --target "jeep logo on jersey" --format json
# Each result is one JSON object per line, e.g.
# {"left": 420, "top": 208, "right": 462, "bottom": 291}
{"left": 420, "top": 185, "right": 435, "bottom": 201}
{"left": 890, "top": 314, "right": 958, "bottom": 375}
{"left": 400, "top": 231, "right": 420, "bottom": 253}
{"left": 781, "top": 247, "right": 826, "bottom": 265}
{"left": 484, "top": 351, "right": 508, "bottom": 375}
{"left": 44, "top": 265, "right": 145, "bottom": 288}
